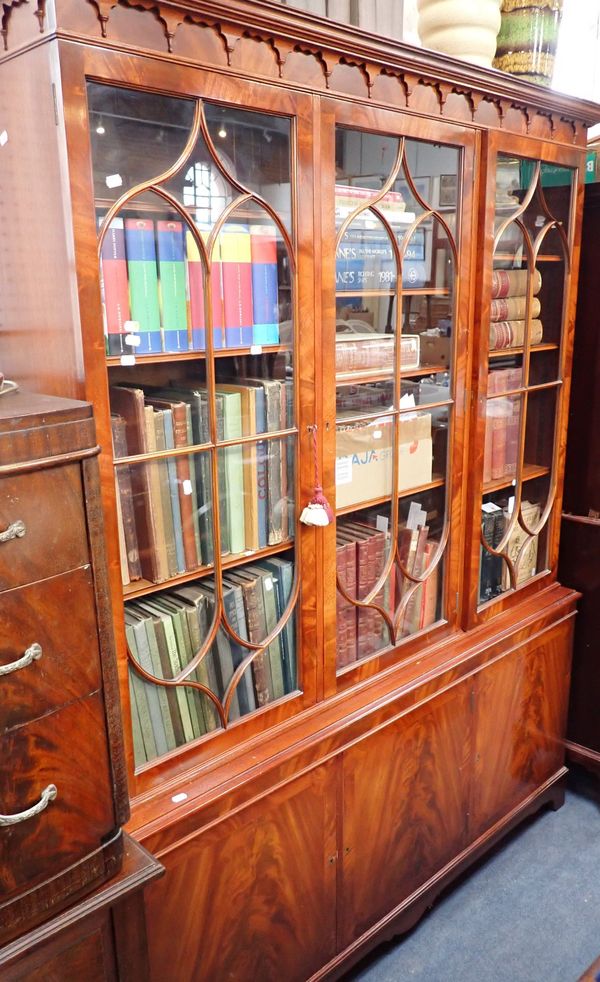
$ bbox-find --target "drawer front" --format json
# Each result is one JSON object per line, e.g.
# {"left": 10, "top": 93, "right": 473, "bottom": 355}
{"left": 0, "top": 567, "right": 103, "bottom": 731}
{"left": 0, "top": 464, "right": 89, "bottom": 591}
{"left": 0, "top": 693, "right": 115, "bottom": 899}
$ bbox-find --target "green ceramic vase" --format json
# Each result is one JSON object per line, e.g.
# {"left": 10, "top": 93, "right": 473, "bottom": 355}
{"left": 493, "top": 0, "right": 563, "bottom": 87}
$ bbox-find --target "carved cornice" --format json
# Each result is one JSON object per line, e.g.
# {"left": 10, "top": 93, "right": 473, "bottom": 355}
{"left": 81, "top": 0, "right": 599, "bottom": 129}
{"left": 1, "top": 0, "right": 45, "bottom": 49}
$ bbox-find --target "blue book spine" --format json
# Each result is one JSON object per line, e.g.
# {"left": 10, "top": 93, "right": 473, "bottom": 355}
{"left": 163, "top": 411, "right": 186, "bottom": 574}
{"left": 250, "top": 227, "right": 279, "bottom": 344}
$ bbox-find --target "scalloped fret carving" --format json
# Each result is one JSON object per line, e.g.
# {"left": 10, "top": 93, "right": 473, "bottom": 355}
{"left": 1, "top": 0, "right": 45, "bottom": 50}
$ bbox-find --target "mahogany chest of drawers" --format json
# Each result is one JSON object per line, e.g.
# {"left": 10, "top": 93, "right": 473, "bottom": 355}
{"left": 0, "top": 390, "right": 129, "bottom": 945}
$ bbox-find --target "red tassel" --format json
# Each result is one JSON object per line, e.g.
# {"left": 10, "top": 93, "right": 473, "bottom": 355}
{"left": 309, "top": 485, "right": 334, "bottom": 523}
{"left": 299, "top": 426, "right": 334, "bottom": 527}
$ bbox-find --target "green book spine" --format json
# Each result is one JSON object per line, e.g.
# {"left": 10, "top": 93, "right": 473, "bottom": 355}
{"left": 125, "top": 611, "right": 167, "bottom": 760}
{"left": 184, "top": 403, "right": 203, "bottom": 565}
{"left": 153, "top": 411, "right": 178, "bottom": 579}
{"left": 127, "top": 671, "right": 148, "bottom": 765}
{"left": 124, "top": 219, "right": 162, "bottom": 354}
{"left": 141, "top": 601, "right": 196, "bottom": 744}
{"left": 255, "top": 568, "right": 285, "bottom": 700}
{"left": 141, "top": 612, "right": 177, "bottom": 751}
{"left": 169, "top": 603, "right": 206, "bottom": 738}
{"left": 221, "top": 392, "right": 245, "bottom": 554}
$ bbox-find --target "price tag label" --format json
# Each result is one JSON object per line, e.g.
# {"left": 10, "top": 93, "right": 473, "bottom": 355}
{"left": 335, "top": 456, "right": 352, "bottom": 486}
{"left": 183, "top": 479, "right": 193, "bottom": 496}
{"left": 250, "top": 344, "right": 263, "bottom": 355}
{"left": 120, "top": 355, "right": 136, "bottom": 366}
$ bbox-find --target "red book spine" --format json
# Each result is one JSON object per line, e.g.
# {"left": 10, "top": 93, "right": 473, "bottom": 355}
{"left": 491, "top": 409, "right": 507, "bottom": 480}
{"left": 504, "top": 397, "right": 520, "bottom": 478}
{"left": 100, "top": 219, "right": 131, "bottom": 355}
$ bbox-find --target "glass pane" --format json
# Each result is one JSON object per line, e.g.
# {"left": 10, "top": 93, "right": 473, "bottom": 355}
{"left": 87, "top": 82, "right": 196, "bottom": 203}
{"left": 203, "top": 103, "right": 292, "bottom": 233}
{"left": 100, "top": 193, "right": 210, "bottom": 357}
{"left": 125, "top": 546, "right": 297, "bottom": 766}
{"left": 335, "top": 129, "right": 401, "bottom": 228}
{"left": 114, "top": 447, "right": 213, "bottom": 587}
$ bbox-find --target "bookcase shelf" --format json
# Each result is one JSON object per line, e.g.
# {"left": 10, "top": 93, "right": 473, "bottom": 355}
{"left": 488, "top": 342, "right": 559, "bottom": 359}
{"left": 335, "top": 476, "right": 445, "bottom": 516}
{"left": 336, "top": 288, "right": 451, "bottom": 298}
{"left": 106, "top": 343, "right": 291, "bottom": 367}
{"left": 335, "top": 362, "right": 448, "bottom": 385}
{"left": 483, "top": 463, "right": 550, "bottom": 495}
{"left": 493, "top": 253, "right": 563, "bottom": 263}
{"left": 122, "top": 538, "right": 295, "bottom": 600}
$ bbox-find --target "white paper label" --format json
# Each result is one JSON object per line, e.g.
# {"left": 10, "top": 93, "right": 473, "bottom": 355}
{"left": 482, "top": 502, "right": 501, "bottom": 514}
{"left": 406, "top": 501, "right": 422, "bottom": 530}
{"left": 183, "top": 479, "right": 193, "bottom": 496}
{"left": 507, "top": 495, "right": 515, "bottom": 514}
{"left": 264, "top": 576, "right": 274, "bottom": 591}
{"left": 372, "top": 429, "right": 382, "bottom": 440}
{"left": 106, "top": 173, "right": 123, "bottom": 189}
{"left": 125, "top": 333, "right": 141, "bottom": 346}
{"left": 250, "top": 344, "right": 263, "bottom": 355}
{"left": 376, "top": 515, "right": 389, "bottom": 533}
{"left": 120, "top": 355, "right": 136, "bottom": 366}
{"left": 171, "top": 793, "right": 188, "bottom": 804}
{"left": 0, "top": 131, "right": 8, "bottom": 147}
{"left": 124, "top": 320, "right": 140, "bottom": 333}
{"left": 335, "top": 455, "right": 353, "bottom": 486}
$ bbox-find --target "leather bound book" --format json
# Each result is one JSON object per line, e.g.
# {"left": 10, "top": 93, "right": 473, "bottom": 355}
{"left": 110, "top": 414, "right": 142, "bottom": 582}
{"left": 490, "top": 295, "right": 541, "bottom": 321}
{"left": 143, "top": 406, "right": 169, "bottom": 583}
{"left": 109, "top": 386, "right": 159, "bottom": 583}
{"left": 152, "top": 410, "right": 178, "bottom": 579}
{"left": 491, "top": 401, "right": 509, "bottom": 481}
{"left": 336, "top": 537, "right": 354, "bottom": 669}
{"left": 491, "top": 268, "right": 541, "bottom": 300}
{"left": 402, "top": 525, "right": 429, "bottom": 635}
{"left": 504, "top": 396, "right": 520, "bottom": 478}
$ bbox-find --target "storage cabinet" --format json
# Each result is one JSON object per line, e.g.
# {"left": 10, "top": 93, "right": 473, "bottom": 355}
{"left": 1, "top": 1, "right": 598, "bottom": 976}
{"left": 0, "top": 392, "right": 129, "bottom": 946}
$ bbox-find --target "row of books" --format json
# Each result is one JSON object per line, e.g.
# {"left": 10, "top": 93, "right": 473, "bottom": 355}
{"left": 335, "top": 224, "right": 429, "bottom": 293}
{"left": 336, "top": 517, "right": 439, "bottom": 669}
{"left": 479, "top": 500, "right": 541, "bottom": 602}
{"left": 100, "top": 217, "right": 283, "bottom": 356}
{"left": 125, "top": 558, "right": 296, "bottom": 764}
{"left": 483, "top": 367, "right": 522, "bottom": 484}
{"left": 110, "top": 379, "right": 293, "bottom": 586}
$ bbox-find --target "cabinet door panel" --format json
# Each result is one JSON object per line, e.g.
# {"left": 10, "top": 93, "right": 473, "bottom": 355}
{"left": 340, "top": 681, "right": 472, "bottom": 948}
{"left": 469, "top": 618, "right": 572, "bottom": 838}
{"left": 144, "top": 761, "right": 337, "bottom": 982}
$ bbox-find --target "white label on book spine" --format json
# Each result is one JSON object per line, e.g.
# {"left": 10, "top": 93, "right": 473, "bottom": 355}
{"left": 376, "top": 515, "right": 389, "bottom": 533}
{"left": 0, "top": 131, "right": 8, "bottom": 147}
{"left": 264, "top": 577, "right": 274, "bottom": 591}
{"left": 406, "top": 501, "right": 422, "bottom": 530}
{"left": 106, "top": 173, "right": 123, "bottom": 189}
{"left": 335, "top": 455, "right": 353, "bottom": 486}
{"left": 124, "top": 320, "right": 140, "bottom": 333}
{"left": 250, "top": 344, "right": 263, "bottom": 355}
{"left": 120, "top": 355, "right": 136, "bottom": 366}
{"left": 125, "top": 334, "right": 141, "bottom": 347}
{"left": 183, "top": 479, "right": 193, "bottom": 496}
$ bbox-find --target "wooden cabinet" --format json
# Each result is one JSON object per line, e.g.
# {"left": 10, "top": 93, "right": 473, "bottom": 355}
{"left": 0, "top": 392, "right": 129, "bottom": 946}
{"left": 1, "top": 2, "right": 597, "bottom": 977}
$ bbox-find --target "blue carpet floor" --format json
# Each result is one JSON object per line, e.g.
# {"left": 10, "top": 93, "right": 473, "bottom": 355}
{"left": 346, "top": 772, "right": 600, "bottom": 982}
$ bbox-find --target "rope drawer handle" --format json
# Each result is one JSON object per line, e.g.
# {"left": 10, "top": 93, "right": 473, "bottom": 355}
{"left": 0, "top": 520, "right": 26, "bottom": 543}
{"left": 0, "top": 785, "right": 58, "bottom": 827}
{"left": 0, "top": 643, "right": 42, "bottom": 677}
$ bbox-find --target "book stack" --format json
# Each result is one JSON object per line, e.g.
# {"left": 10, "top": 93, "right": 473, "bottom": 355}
{"left": 479, "top": 502, "right": 504, "bottom": 602}
{"left": 100, "top": 217, "right": 281, "bottom": 356}
{"left": 335, "top": 333, "right": 420, "bottom": 375}
{"left": 110, "top": 378, "right": 292, "bottom": 586}
{"left": 483, "top": 366, "right": 522, "bottom": 484}
{"left": 489, "top": 268, "right": 543, "bottom": 351}
{"left": 335, "top": 516, "right": 439, "bottom": 669}
{"left": 501, "top": 499, "right": 541, "bottom": 589}
{"left": 125, "top": 556, "right": 296, "bottom": 765}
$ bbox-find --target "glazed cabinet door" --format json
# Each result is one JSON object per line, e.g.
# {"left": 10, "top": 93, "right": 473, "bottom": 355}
{"left": 143, "top": 761, "right": 338, "bottom": 982}
{"left": 469, "top": 133, "right": 584, "bottom": 621}
{"left": 469, "top": 616, "right": 573, "bottom": 839}
{"left": 63, "top": 53, "right": 317, "bottom": 793}
{"left": 339, "top": 679, "right": 472, "bottom": 950}
{"left": 318, "top": 101, "right": 477, "bottom": 690}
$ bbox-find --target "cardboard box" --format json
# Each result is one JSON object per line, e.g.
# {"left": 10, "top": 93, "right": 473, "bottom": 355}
{"left": 419, "top": 334, "right": 451, "bottom": 369}
{"left": 335, "top": 414, "right": 432, "bottom": 509}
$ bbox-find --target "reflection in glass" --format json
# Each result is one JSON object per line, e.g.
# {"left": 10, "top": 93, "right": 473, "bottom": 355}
{"left": 203, "top": 104, "right": 292, "bottom": 230}
{"left": 87, "top": 82, "right": 196, "bottom": 202}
